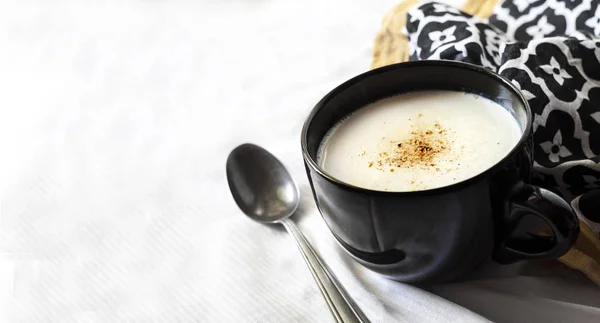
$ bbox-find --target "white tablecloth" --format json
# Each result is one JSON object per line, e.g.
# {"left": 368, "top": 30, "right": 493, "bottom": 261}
{"left": 1, "top": 1, "right": 599, "bottom": 322}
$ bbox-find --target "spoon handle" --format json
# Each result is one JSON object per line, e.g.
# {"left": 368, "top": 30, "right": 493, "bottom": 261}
{"left": 280, "top": 218, "right": 370, "bottom": 323}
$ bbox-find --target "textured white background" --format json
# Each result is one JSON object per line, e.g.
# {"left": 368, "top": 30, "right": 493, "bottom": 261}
{"left": 1, "top": 1, "right": 599, "bottom": 322}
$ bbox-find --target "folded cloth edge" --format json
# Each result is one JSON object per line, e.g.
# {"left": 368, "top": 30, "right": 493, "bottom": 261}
{"left": 371, "top": 0, "right": 498, "bottom": 69}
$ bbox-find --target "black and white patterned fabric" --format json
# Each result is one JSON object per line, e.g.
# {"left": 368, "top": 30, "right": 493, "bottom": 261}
{"left": 406, "top": 0, "right": 600, "bottom": 234}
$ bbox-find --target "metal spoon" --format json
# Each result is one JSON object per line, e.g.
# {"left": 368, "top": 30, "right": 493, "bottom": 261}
{"left": 226, "top": 143, "right": 369, "bottom": 323}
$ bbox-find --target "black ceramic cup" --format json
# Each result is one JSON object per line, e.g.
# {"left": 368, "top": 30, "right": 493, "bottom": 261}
{"left": 301, "top": 60, "right": 579, "bottom": 283}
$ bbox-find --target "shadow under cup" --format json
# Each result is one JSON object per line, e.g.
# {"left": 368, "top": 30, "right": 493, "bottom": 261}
{"left": 301, "top": 61, "right": 579, "bottom": 283}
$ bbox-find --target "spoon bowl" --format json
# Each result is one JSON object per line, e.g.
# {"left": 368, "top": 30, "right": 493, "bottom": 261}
{"left": 226, "top": 143, "right": 299, "bottom": 223}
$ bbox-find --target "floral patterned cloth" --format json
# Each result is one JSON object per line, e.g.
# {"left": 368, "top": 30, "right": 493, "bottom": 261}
{"left": 405, "top": 0, "right": 600, "bottom": 235}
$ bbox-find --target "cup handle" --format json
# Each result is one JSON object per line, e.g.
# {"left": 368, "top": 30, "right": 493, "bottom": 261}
{"left": 494, "top": 182, "right": 579, "bottom": 264}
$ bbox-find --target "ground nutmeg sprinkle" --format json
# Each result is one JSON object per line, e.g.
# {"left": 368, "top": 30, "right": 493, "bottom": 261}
{"left": 369, "top": 118, "right": 454, "bottom": 172}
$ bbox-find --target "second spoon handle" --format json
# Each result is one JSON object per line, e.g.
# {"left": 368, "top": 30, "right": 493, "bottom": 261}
{"left": 280, "top": 218, "right": 369, "bottom": 323}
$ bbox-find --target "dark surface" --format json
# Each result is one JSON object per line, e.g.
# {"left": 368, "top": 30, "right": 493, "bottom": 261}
{"left": 300, "top": 60, "right": 579, "bottom": 283}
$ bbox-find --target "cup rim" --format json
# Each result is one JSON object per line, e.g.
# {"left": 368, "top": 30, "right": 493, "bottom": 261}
{"left": 300, "top": 60, "right": 533, "bottom": 196}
